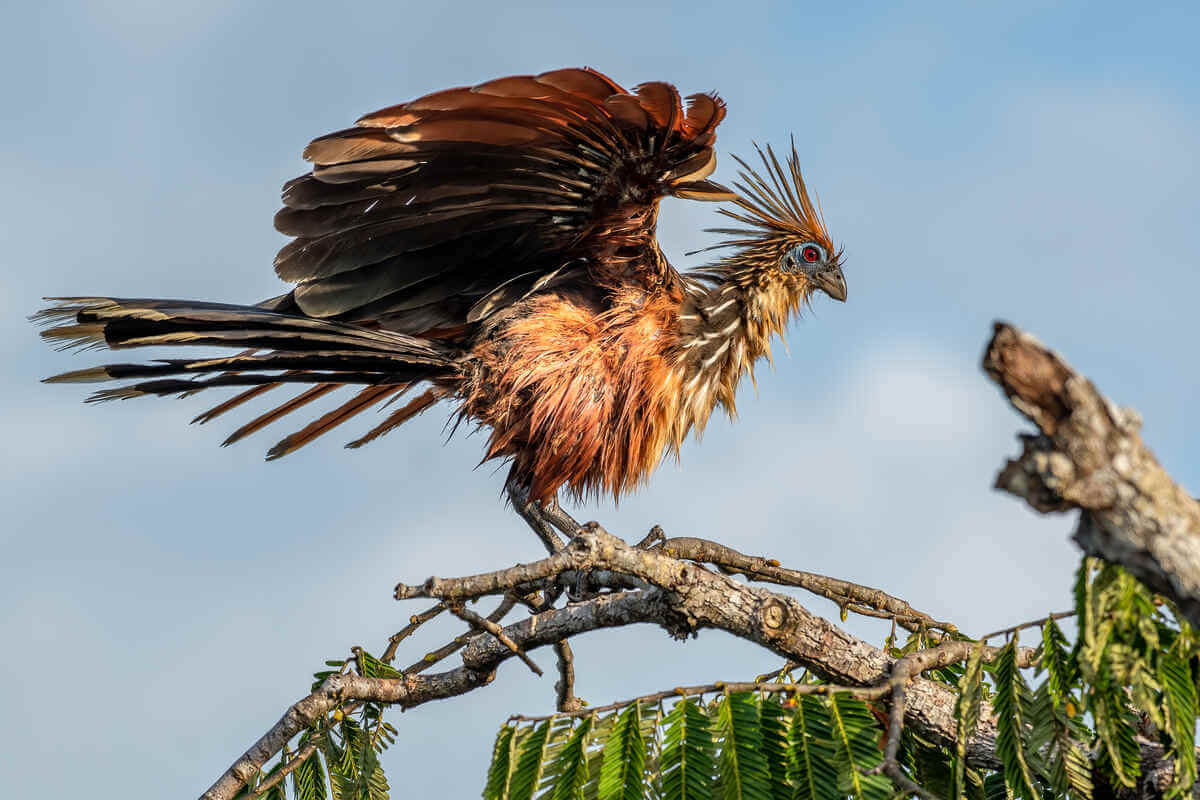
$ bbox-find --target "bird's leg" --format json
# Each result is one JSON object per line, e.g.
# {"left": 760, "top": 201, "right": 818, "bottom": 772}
{"left": 539, "top": 493, "right": 583, "bottom": 537}
{"left": 505, "top": 474, "right": 567, "bottom": 555}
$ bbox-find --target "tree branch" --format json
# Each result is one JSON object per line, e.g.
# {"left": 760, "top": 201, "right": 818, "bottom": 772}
{"left": 654, "top": 536, "right": 959, "bottom": 635}
{"left": 204, "top": 517, "right": 1198, "bottom": 800}
{"left": 983, "top": 322, "right": 1200, "bottom": 628}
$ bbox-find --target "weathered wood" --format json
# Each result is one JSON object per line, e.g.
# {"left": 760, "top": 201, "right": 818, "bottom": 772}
{"left": 984, "top": 321, "right": 1200, "bottom": 629}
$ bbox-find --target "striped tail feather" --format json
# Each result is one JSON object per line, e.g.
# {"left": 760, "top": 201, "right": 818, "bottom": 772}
{"left": 34, "top": 297, "right": 456, "bottom": 457}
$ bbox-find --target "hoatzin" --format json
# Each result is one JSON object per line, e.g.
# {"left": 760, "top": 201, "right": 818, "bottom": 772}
{"left": 36, "top": 67, "right": 847, "bottom": 548}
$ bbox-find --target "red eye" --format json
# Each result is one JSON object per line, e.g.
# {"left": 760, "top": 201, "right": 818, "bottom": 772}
{"left": 802, "top": 245, "right": 821, "bottom": 263}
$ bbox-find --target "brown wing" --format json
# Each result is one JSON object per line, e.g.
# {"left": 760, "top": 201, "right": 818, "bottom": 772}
{"left": 272, "top": 67, "right": 733, "bottom": 335}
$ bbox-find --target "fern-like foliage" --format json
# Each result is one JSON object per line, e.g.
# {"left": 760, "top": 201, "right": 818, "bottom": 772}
{"left": 713, "top": 691, "right": 770, "bottom": 800}
{"left": 757, "top": 698, "right": 791, "bottom": 800}
{"left": 788, "top": 695, "right": 839, "bottom": 800}
{"left": 1029, "top": 620, "right": 1092, "bottom": 800}
{"left": 510, "top": 720, "right": 554, "bottom": 800}
{"left": 293, "top": 733, "right": 328, "bottom": 800}
{"left": 482, "top": 689, "right": 899, "bottom": 800}
{"left": 550, "top": 715, "right": 595, "bottom": 800}
{"left": 485, "top": 725, "right": 518, "bottom": 800}
{"left": 994, "top": 638, "right": 1040, "bottom": 800}
{"left": 661, "top": 697, "right": 714, "bottom": 800}
{"left": 827, "top": 693, "right": 890, "bottom": 800}
{"left": 952, "top": 641, "right": 985, "bottom": 800}
{"left": 599, "top": 703, "right": 647, "bottom": 800}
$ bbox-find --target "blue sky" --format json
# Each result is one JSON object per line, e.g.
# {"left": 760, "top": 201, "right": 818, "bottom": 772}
{"left": 2, "top": 1, "right": 1198, "bottom": 796}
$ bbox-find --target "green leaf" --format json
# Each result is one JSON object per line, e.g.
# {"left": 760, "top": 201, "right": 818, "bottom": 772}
{"left": 954, "top": 641, "right": 986, "bottom": 800}
{"left": 584, "top": 712, "right": 619, "bottom": 800}
{"left": 1030, "top": 616, "right": 1091, "bottom": 800}
{"left": 319, "top": 723, "right": 355, "bottom": 800}
{"left": 485, "top": 726, "right": 518, "bottom": 800}
{"left": 339, "top": 716, "right": 388, "bottom": 800}
{"left": 994, "top": 639, "right": 1039, "bottom": 800}
{"left": 758, "top": 698, "right": 792, "bottom": 800}
{"left": 1090, "top": 661, "right": 1141, "bottom": 790}
{"left": 356, "top": 650, "right": 403, "bottom": 680}
{"left": 963, "top": 767, "right": 988, "bottom": 800}
{"left": 789, "top": 695, "right": 838, "bottom": 800}
{"left": 292, "top": 744, "right": 329, "bottom": 800}
{"left": 640, "top": 702, "right": 665, "bottom": 800}
{"left": 548, "top": 716, "right": 595, "bottom": 800}
{"left": 713, "top": 692, "right": 770, "bottom": 800}
{"left": 1039, "top": 619, "right": 1076, "bottom": 702}
{"left": 662, "top": 697, "right": 715, "bottom": 800}
{"left": 599, "top": 704, "right": 647, "bottom": 800}
{"left": 904, "top": 730, "right": 954, "bottom": 800}
{"left": 827, "top": 693, "right": 889, "bottom": 800}
{"left": 1071, "top": 561, "right": 1094, "bottom": 668}
{"left": 983, "top": 771, "right": 1012, "bottom": 800}
{"left": 510, "top": 720, "right": 555, "bottom": 800}
{"left": 1158, "top": 652, "right": 1197, "bottom": 796}
{"left": 1029, "top": 681, "right": 1092, "bottom": 800}
{"left": 262, "top": 777, "right": 287, "bottom": 800}
{"left": 537, "top": 718, "right": 580, "bottom": 800}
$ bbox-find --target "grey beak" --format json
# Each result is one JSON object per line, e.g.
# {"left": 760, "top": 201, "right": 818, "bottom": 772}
{"left": 815, "top": 266, "right": 847, "bottom": 302}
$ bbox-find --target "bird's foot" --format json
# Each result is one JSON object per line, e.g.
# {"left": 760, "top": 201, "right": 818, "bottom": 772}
{"left": 635, "top": 525, "right": 666, "bottom": 549}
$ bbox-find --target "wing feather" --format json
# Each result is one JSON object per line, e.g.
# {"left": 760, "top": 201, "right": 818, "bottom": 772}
{"left": 274, "top": 68, "right": 732, "bottom": 332}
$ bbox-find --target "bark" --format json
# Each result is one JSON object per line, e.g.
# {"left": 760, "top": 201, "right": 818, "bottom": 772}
{"left": 983, "top": 322, "right": 1200, "bottom": 629}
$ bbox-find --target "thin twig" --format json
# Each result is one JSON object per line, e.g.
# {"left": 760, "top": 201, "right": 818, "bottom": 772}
{"left": 447, "top": 601, "right": 543, "bottom": 676}
{"left": 395, "top": 550, "right": 576, "bottom": 601}
{"left": 756, "top": 661, "right": 799, "bottom": 683}
{"left": 980, "top": 610, "right": 1075, "bottom": 641}
{"left": 246, "top": 742, "right": 318, "bottom": 799}
{"left": 508, "top": 679, "right": 893, "bottom": 723}
{"left": 382, "top": 602, "right": 445, "bottom": 664}
{"left": 404, "top": 594, "right": 518, "bottom": 675}
{"left": 554, "top": 641, "right": 583, "bottom": 712}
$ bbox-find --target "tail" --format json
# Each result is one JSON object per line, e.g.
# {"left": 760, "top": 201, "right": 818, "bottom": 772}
{"left": 34, "top": 297, "right": 456, "bottom": 459}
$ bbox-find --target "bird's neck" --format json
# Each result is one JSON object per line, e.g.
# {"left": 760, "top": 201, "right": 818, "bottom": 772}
{"left": 672, "top": 271, "right": 805, "bottom": 436}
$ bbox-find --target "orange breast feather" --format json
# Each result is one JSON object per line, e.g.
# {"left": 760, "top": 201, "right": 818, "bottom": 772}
{"left": 466, "top": 288, "right": 683, "bottom": 502}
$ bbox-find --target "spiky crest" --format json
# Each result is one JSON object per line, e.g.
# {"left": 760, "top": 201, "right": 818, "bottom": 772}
{"left": 695, "top": 141, "right": 840, "bottom": 270}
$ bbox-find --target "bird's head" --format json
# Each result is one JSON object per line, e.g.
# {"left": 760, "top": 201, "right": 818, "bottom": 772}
{"left": 703, "top": 142, "right": 846, "bottom": 304}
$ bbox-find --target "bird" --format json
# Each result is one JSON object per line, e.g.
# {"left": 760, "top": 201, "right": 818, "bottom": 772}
{"left": 35, "top": 67, "right": 847, "bottom": 546}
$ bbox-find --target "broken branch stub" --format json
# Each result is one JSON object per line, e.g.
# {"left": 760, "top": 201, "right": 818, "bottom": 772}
{"left": 983, "top": 321, "right": 1200, "bottom": 628}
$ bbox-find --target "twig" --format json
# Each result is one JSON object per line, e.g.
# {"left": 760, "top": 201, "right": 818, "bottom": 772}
{"left": 509, "top": 679, "right": 893, "bottom": 723}
{"left": 554, "top": 641, "right": 583, "bottom": 712}
{"left": 447, "top": 601, "right": 543, "bottom": 676}
{"left": 403, "top": 594, "right": 518, "bottom": 675}
{"left": 246, "top": 741, "right": 318, "bottom": 799}
{"left": 382, "top": 602, "right": 445, "bottom": 664}
{"left": 756, "top": 661, "right": 798, "bottom": 683}
{"left": 395, "top": 549, "right": 576, "bottom": 601}
{"left": 980, "top": 610, "right": 1075, "bottom": 642}
{"left": 513, "top": 640, "right": 1036, "bottom": 726}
